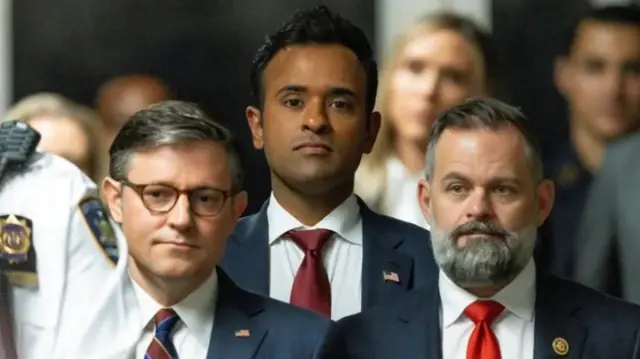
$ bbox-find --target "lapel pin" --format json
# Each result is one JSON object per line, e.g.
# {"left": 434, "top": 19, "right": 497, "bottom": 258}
{"left": 235, "top": 329, "right": 250, "bottom": 338}
{"left": 552, "top": 337, "right": 569, "bottom": 356}
{"left": 382, "top": 271, "right": 400, "bottom": 283}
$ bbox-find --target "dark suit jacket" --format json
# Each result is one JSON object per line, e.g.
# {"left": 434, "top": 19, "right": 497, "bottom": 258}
{"left": 63, "top": 265, "right": 333, "bottom": 359}
{"left": 219, "top": 198, "right": 438, "bottom": 309}
{"left": 574, "top": 132, "right": 640, "bottom": 302}
{"left": 207, "top": 270, "right": 334, "bottom": 359}
{"left": 319, "top": 274, "right": 640, "bottom": 359}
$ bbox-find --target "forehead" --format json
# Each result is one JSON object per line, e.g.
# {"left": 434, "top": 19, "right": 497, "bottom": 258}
{"left": 401, "top": 29, "right": 484, "bottom": 71}
{"left": 433, "top": 126, "right": 531, "bottom": 179}
{"left": 572, "top": 20, "right": 640, "bottom": 58}
{"left": 262, "top": 44, "right": 367, "bottom": 96}
{"left": 126, "top": 141, "right": 232, "bottom": 187}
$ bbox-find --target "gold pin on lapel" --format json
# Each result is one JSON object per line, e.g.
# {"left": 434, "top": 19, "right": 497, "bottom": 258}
{"left": 552, "top": 337, "right": 569, "bottom": 356}
{"left": 235, "top": 329, "right": 250, "bottom": 338}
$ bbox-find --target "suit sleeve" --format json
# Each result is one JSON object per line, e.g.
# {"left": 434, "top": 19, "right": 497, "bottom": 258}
{"left": 573, "top": 143, "right": 621, "bottom": 293}
{"left": 53, "top": 173, "right": 119, "bottom": 352}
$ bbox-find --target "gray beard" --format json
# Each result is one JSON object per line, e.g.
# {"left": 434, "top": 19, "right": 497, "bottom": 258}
{"left": 429, "top": 218, "right": 536, "bottom": 288}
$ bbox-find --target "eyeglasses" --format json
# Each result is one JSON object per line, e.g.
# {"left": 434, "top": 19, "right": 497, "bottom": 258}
{"left": 120, "top": 179, "right": 236, "bottom": 217}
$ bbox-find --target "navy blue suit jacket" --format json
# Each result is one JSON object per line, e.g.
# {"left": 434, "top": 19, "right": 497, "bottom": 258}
{"left": 219, "top": 198, "right": 438, "bottom": 309}
{"left": 319, "top": 274, "right": 640, "bottom": 359}
{"left": 206, "top": 269, "right": 334, "bottom": 359}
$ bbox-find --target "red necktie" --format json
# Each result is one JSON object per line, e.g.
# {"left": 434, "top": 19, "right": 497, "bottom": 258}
{"left": 464, "top": 300, "right": 504, "bottom": 359}
{"left": 288, "top": 229, "right": 333, "bottom": 317}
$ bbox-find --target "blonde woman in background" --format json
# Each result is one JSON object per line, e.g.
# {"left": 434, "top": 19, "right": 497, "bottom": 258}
{"left": 355, "top": 13, "right": 501, "bottom": 228}
{"left": 4, "top": 93, "right": 105, "bottom": 182}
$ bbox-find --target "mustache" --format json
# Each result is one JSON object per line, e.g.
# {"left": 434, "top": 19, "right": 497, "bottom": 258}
{"left": 450, "top": 221, "right": 509, "bottom": 239}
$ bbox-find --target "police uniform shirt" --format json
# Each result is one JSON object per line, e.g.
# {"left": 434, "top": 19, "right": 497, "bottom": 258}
{"left": 0, "top": 152, "right": 121, "bottom": 359}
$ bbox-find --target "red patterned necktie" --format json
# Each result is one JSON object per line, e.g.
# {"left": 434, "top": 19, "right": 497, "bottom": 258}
{"left": 464, "top": 300, "right": 504, "bottom": 359}
{"left": 288, "top": 229, "right": 333, "bottom": 317}
{"left": 145, "top": 308, "right": 180, "bottom": 359}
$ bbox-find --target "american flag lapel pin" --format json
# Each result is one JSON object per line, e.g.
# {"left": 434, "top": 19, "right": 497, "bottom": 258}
{"left": 383, "top": 271, "right": 400, "bottom": 283}
{"left": 235, "top": 329, "right": 251, "bottom": 337}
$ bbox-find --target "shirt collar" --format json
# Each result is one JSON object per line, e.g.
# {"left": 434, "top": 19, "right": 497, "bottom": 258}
{"left": 266, "top": 192, "right": 361, "bottom": 245}
{"left": 439, "top": 259, "right": 536, "bottom": 328}
{"left": 131, "top": 268, "right": 218, "bottom": 348}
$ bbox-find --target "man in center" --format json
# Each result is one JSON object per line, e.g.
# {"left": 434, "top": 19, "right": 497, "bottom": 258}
{"left": 220, "top": 5, "right": 438, "bottom": 320}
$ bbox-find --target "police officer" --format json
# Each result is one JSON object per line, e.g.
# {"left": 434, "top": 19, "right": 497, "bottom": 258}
{"left": 0, "top": 121, "right": 123, "bottom": 359}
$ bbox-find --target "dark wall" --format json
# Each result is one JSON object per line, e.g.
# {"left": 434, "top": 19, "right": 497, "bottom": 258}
{"left": 13, "top": 0, "right": 375, "bottom": 215}
{"left": 491, "top": 0, "right": 590, "bottom": 157}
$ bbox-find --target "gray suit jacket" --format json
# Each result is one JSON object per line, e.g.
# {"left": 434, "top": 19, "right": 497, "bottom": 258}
{"left": 574, "top": 132, "right": 640, "bottom": 303}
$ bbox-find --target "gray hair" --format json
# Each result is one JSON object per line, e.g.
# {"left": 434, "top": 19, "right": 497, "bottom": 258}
{"left": 109, "top": 100, "right": 243, "bottom": 190}
{"left": 424, "top": 97, "right": 543, "bottom": 183}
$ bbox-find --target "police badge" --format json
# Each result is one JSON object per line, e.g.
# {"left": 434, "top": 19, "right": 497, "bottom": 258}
{"left": 0, "top": 214, "right": 37, "bottom": 287}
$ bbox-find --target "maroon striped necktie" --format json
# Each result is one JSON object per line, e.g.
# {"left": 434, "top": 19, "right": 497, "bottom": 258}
{"left": 145, "top": 308, "right": 180, "bottom": 359}
{"left": 288, "top": 229, "right": 333, "bottom": 317}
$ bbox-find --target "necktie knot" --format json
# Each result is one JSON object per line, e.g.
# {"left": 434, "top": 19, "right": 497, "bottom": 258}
{"left": 288, "top": 229, "right": 333, "bottom": 253}
{"left": 154, "top": 308, "right": 180, "bottom": 335}
{"left": 464, "top": 300, "right": 504, "bottom": 325}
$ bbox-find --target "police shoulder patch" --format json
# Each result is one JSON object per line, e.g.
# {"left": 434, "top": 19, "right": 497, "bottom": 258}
{"left": 78, "top": 197, "right": 119, "bottom": 265}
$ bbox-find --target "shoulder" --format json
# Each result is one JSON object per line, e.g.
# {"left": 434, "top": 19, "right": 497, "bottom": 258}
{"left": 602, "top": 132, "right": 640, "bottom": 172}
{"left": 362, "top": 201, "right": 430, "bottom": 235}
{"left": 339, "top": 281, "right": 431, "bottom": 330}
{"left": 4, "top": 152, "right": 97, "bottom": 197}
{"left": 252, "top": 291, "right": 333, "bottom": 332}
{"left": 544, "top": 275, "right": 640, "bottom": 323}
{"left": 608, "top": 131, "right": 640, "bottom": 155}
{"left": 365, "top": 208, "right": 432, "bottom": 245}
{"left": 231, "top": 212, "right": 261, "bottom": 239}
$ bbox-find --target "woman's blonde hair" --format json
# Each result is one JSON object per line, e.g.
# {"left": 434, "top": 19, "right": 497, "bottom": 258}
{"left": 355, "top": 12, "right": 500, "bottom": 212}
{"left": 4, "top": 92, "right": 105, "bottom": 181}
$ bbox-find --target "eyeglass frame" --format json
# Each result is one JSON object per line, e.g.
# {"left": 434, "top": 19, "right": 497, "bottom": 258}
{"left": 118, "top": 178, "right": 239, "bottom": 217}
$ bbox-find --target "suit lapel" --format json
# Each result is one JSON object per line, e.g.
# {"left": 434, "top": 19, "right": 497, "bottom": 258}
{"left": 534, "top": 275, "right": 588, "bottom": 359}
{"left": 206, "top": 270, "right": 267, "bottom": 359}
{"left": 224, "top": 201, "right": 270, "bottom": 295}
{"left": 396, "top": 281, "right": 442, "bottom": 359}
{"left": 360, "top": 200, "right": 412, "bottom": 308}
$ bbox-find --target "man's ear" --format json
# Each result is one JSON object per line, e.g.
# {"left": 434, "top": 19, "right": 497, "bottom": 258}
{"left": 231, "top": 191, "right": 248, "bottom": 219}
{"left": 102, "top": 177, "right": 123, "bottom": 223}
{"left": 246, "top": 106, "right": 264, "bottom": 150}
{"left": 535, "top": 179, "right": 555, "bottom": 227}
{"left": 417, "top": 178, "right": 432, "bottom": 226}
{"left": 363, "top": 111, "right": 381, "bottom": 154}
{"left": 554, "top": 56, "right": 572, "bottom": 99}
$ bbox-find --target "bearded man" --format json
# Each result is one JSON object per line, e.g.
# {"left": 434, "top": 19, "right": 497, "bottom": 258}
{"left": 316, "top": 98, "right": 640, "bottom": 359}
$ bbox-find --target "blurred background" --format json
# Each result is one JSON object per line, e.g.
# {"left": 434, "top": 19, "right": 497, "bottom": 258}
{"left": 0, "top": 0, "right": 636, "bottom": 215}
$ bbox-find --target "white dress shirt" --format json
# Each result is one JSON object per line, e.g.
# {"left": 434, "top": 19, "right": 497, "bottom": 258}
{"left": 132, "top": 270, "right": 218, "bottom": 359}
{"left": 385, "top": 156, "right": 430, "bottom": 230}
{"left": 267, "top": 193, "right": 363, "bottom": 320}
{"left": 440, "top": 259, "right": 536, "bottom": 359}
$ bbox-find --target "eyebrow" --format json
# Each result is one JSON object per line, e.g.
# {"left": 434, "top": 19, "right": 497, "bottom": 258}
{"left": 275, "top": 84, "right": 358, "bottom": 98}
{"left": 441, "top": 171, "right": 521, "bottom": 185}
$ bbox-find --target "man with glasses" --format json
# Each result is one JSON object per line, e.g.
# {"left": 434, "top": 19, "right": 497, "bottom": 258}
{"left": 61, "top": 101, "right": 334, "bottom": 359}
